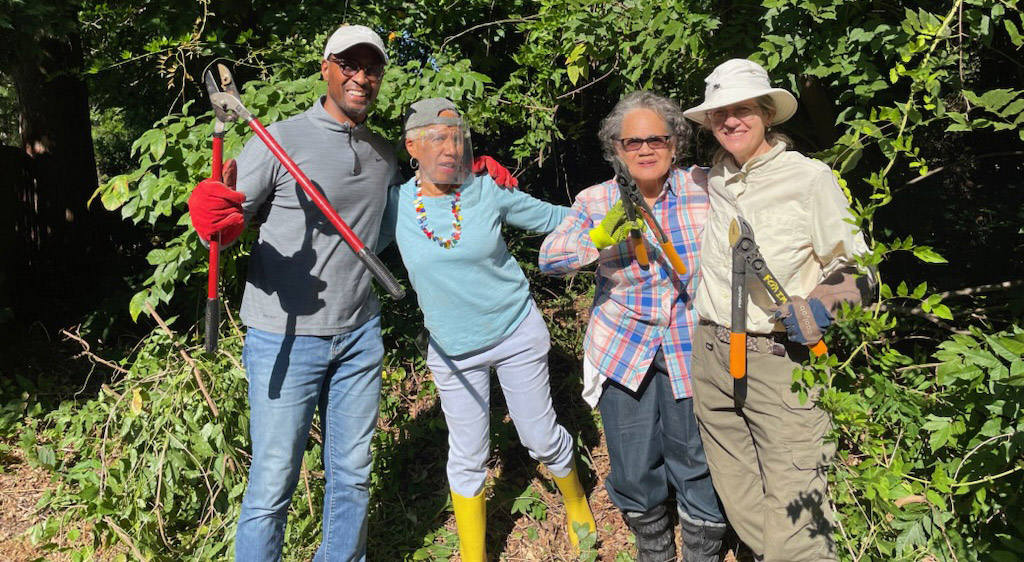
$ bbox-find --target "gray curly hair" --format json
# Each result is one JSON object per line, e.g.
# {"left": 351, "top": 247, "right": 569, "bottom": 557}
{"left": 598, "top": 91, "right": 692, "bottom": 165}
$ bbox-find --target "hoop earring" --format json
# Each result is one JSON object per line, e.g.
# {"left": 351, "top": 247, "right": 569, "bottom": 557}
{"left": 410, "top": 157, "right": 419, "bottom": 170}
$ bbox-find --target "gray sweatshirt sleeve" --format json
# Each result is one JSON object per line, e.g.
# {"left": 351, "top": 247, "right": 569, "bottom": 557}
{"left": 234, "top": 127, "right": 285, "bottom": 224}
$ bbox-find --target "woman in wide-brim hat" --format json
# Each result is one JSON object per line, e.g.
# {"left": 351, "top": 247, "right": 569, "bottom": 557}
{"left": 684, "top": 59, "right": 873, "bottom": 562}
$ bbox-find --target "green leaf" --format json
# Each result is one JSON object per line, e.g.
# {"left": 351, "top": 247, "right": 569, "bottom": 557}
{"left": 566, "top": 64, "right": 581, "bottom": 86}
{"left": 922, "top": 416, "right": 951, "bottom": 432}
{"left": 979, "top": 417, "right": 1006, "bottom": 437}
{"left": 879, "top": 283, "right": 893, "bottom": 299}
{"left": 913, "top": 246, "right": 947, "bottom": 264}
{"left": 963, "top": 349, "right": 1002, "bottom": 369}
{"left": 1009, "top": 360, "right": 1024, "bottom": 384}
{"left": 991, "top": 337, "right": 1024, "bottom": 360}
{"left": 1004, "top": 19, "right": 1023, "bottom": 47}
{"left": 129, "top": 290, "right": 149, "bottom": 322}
{"left": 100, "top": 176, "right": 131, "bottom": 211}
{"left": 911, "top": 282, "right": 927, "bottom": 299}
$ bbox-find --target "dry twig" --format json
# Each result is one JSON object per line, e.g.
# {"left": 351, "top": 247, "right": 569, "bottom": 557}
{"left": 104, "top": 516, "right": 149, "bottom": 561}
{"left": 61, "top": 328, "right": 130, "bottom": 375}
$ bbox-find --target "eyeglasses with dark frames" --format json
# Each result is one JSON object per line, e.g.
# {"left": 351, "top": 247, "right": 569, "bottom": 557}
{"left": 327, "top": 57, "right": 385, "bottom": 80}
{"left": 617, "top": 135, "right": 673, "bottom": 152}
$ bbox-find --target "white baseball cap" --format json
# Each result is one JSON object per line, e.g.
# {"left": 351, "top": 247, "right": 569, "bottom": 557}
{"left": 323, "top": 25, "right": 389, "bottom": 64}
{"left": 683, "top": 59, "right": 798, "bottom": 125}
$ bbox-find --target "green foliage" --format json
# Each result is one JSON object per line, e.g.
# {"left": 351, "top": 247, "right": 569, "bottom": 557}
{"left": 812, "top": 321, "right": 1024, "bottom": 561}
{"left": 94, "top": 74, "right": 323, "bottom": 320}
{"left": 510, "top": 483, "right": 548, "bottom": 521}
{"left": 19, "top": 0, "right": 1024, "bottom": 560}
{"left": 29, "top": 332, "right": 256, "bottom": 561}
{"left": 0, "top": 376, "right": 43, "bottom": 469}
{"left": 0, "top": 75, "right": 17, "bottom": 145}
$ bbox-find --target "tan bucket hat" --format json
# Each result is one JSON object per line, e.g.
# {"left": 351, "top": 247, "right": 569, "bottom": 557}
{"left": 683, "top": 59, "right": 797, "bottom": 125}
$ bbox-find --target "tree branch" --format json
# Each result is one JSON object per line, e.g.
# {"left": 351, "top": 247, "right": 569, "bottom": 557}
{"left": 556, "top": 55, "right": 619, "bottom": 100}
{"left": 440, "top": 15, "right": 539, "bottom": 52}
{"left": 932, "top": 279, "right": 1024, "bottom": 299}
{"left": 61, "top": 327, "right": 130, "bottom": 375}
{"left": 898, "top": 151, "right": 1024, "bottom": 191}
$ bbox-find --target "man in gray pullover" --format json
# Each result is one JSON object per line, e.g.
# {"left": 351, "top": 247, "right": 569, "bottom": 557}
{"left": 190, "top": 25, "right": 401, "bottom": 562}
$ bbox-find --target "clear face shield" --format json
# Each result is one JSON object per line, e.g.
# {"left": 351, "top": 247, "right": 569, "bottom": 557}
{"left": 407, "top": 118, "right": 474, "bottom": 186}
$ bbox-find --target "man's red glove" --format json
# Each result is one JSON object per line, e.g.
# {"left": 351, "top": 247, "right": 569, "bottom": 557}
{"left": 472, "top": 155, "right": 518, "bottom": 188}
{"left": 188, "top": 159, "right": 245, "bottom": 244}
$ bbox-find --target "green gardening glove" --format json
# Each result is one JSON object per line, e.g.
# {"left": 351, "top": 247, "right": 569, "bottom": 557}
{"left": 589, "top": 201, "right": 646, "bottom": 249}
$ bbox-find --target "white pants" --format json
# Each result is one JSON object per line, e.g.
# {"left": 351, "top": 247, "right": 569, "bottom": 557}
{"left": 426, "top": 303, "right": 575, "bottom": 497}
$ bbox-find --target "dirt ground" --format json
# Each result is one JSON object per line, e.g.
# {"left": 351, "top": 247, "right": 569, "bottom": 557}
{"left": 0, "top": 448, "right": 66, "bottom": 561}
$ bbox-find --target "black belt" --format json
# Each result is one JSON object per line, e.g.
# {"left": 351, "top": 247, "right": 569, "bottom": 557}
{"left": 699, "top": 319, "right": 787, "bottom": 357}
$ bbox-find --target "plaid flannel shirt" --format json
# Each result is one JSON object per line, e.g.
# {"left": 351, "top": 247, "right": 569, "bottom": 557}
{"left": 539, "top": 166, "right": 709, "bottom": 399}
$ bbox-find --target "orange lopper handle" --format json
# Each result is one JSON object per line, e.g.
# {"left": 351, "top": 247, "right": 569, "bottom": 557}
{"left": 729, "top": 332, "right": 746, "bottom": 379}
{"left": 632, "top": 235, "right": 649, "bottom": 267}
{"left": 809, "top": 339, "right": 828, "bottom": 356}
{"left": 660, "top": 241, "right": 687, "bottom": 275}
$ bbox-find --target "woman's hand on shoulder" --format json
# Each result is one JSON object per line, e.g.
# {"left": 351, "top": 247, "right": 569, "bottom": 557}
{"left": 688, "top": 165, "right": 710, "bottom": 187}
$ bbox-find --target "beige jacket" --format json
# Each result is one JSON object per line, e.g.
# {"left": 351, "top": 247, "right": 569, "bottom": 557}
{"left": 694, "top": 142, "right": 870, "bottom": 333}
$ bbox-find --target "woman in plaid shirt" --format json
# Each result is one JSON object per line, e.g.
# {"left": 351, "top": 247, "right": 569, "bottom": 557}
{"left": 540, "top": 91, "right": 725, "bottom": 562}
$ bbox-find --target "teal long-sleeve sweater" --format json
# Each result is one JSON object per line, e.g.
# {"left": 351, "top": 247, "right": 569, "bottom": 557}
{"left": 380, "top": 175, "right": 568, "bottom": 356}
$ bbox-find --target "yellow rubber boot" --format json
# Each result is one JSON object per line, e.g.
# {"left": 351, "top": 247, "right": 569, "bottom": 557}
{"left": 451, "top": 489, "right": 487, "bottom": 562}
{"left": 551, "top": 466, "right": 597, "bottom": 549}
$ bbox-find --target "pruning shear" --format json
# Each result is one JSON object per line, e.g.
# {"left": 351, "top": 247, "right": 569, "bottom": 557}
{"left": 610, "top": 159, "right": 688, "bottom": 275}
{"left": 200, "top": 63, "right": 406, "bottom": 351}
{"left": 728, "top": 215, "right": 828, "bottom": 408}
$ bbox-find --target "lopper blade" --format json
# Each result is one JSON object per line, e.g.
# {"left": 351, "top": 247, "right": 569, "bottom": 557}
{"left": 203, "top": 63, "right": 244, "bottom": 123}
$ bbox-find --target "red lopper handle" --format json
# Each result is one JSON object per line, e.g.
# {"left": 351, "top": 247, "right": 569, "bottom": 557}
{"left": 205, "top": 132, "right": 225, "bottom": 353}
{"left": 245, "top": 118, "right": 405, "bottom": 300}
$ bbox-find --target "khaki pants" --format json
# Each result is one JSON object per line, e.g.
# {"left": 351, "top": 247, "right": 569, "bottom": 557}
{"left": 690, "top": 322, "right": 837, "bottom": 562}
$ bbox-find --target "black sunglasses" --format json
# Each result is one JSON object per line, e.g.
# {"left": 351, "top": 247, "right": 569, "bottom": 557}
{"left": 617, "top": 135, "right": 673, "bottom": 151}
{"left": 327, "top": 57, "right": 385, "bottom": 80}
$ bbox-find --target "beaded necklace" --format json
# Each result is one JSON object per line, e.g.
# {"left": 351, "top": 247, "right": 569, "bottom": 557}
{"left": 414, "top": 175, "right": 462, "bottom": 249}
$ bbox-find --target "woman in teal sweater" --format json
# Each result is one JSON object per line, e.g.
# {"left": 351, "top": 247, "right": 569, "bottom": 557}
{"left": 379, "top": 98, "right": 595, "bottom": 560}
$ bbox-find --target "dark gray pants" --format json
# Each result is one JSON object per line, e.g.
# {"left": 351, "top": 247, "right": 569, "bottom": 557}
{"left": 599, "top": 349, "right": 724, "bottom": 524}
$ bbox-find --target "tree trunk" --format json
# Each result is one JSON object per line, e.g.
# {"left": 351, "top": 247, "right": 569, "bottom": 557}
{"left": 0, "top": 145, "right": 29, "bottom": 307}
{"left": 11, "top": 32, "right": 98, "bottom": 268}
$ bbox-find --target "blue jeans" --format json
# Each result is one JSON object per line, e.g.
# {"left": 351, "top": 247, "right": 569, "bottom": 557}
{"left": 235, "top": 316, "right": 384, "bottom": 562}
{"left": 599, "top": 348, "right": 724, "bottom": 524}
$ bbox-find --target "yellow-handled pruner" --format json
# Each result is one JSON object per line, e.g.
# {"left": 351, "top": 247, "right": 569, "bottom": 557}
{"left": 728, "top": 216, "right": 829, "bottom": 409}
